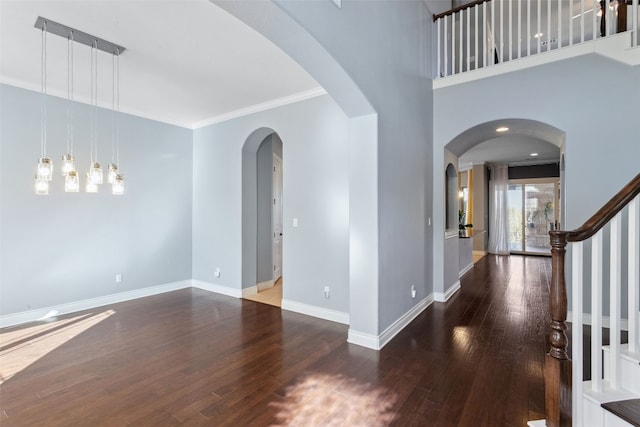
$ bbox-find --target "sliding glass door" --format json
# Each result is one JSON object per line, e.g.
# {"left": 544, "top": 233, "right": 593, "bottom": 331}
{"left": 508, "top": 179, "right": 559, "bottom": 255}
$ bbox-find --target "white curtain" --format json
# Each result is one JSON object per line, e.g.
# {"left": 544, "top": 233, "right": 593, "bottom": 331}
{"left": 488, "top": 164, "right": 510, "bottom": 255}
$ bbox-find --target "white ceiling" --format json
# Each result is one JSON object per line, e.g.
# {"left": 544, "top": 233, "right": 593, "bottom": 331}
{"left": 0, "top": 0, "right": 322, "bottom": 128}
{"left": 458, "top": 135, "right": 561, "bottom": 167}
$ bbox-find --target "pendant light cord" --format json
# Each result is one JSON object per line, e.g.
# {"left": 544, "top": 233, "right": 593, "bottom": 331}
{"left": 116, "top": 49, "right": 120, "bottom": 167}
{"left": 111, "top": 51, "right": 116, "bottom": 165}
{"left": 40, "top": 22, "right": 47, "bottom": 158}
{"left": 67, "top": 31, "right": 74, "bottom": 155}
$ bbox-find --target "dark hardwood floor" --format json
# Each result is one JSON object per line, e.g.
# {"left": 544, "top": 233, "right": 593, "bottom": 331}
{"left": 0, "top": 255, "right": 550, "bottom": 426}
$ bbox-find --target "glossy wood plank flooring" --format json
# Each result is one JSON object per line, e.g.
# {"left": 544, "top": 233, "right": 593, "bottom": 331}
{"left": 0, "top": 255, "right": 549, "bottom": 426}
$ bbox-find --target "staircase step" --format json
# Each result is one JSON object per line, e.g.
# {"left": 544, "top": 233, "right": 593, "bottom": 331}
{"left": 602, "top": 399, "right": 640, "bottom": 427}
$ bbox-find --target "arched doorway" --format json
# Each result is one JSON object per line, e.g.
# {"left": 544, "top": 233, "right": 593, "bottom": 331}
{"left": 242, "top": 127, "right": 284, "bottom": 307}
{"left": 435, "top": 118, "right": 566, "bottom": 297}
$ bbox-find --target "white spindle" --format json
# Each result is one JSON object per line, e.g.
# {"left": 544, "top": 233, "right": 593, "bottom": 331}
{"left": 593, "top": 0, "right": 598, "bottom": 40}
{"left": 459, "top": 10, "right": 463, "bottom": 72}
{"left": 466, "top": 8, "right": 471, "bottom": 71}
{"left": 580, "top": 0, "right": 585, "bottom": 43}
{"left": 437, "top": 18, "right": 441, "bottom": 78}
{"left": 444, "top": 16, "right": 449, "bottom": 77}
{"left": 508, "top": 0, "right": 513, "bottom": 61}
{"left": 610, "top": 213, "right": 622, "bottom": 390}
{"left": 629, "top": 196, "right": 640, "bottom": 354}
{"left": 606, "top": 0, "right": 612, "bottom": 36}
{"left": 558, "top": 0, "right": 562, "bottom": 49}
{"left": 452, "top": 14, "right": 457, "bottom": 75}
{"left": 537, "top": 0, "right": 542, "bottom": 53}
{"left": 527, "top": 0, "right": 531, "bottom": 57}
{"left": 491, "top": 0, "right": 495, "bottom": 65}
{"left": 517, "top": 1, "right": 529, "bottom": 59}
{"left": 483, "top": 2, "right": 487, "bottom": 68}
{"left": 474, "top": 5, "right": 478, "bottom": 70}
{"left": 547, "top": 0, "right": 551, "bottom": 52}
{"left": 631, "top": 0, "right": 640, "bottom": 46}
{"left": 572, "top": 241, "right": 584, "bottom": 427}
{"left": 592, "top": 230, "right": 604, "bottom": 392}
{"left": 499, "top": 0, "right": 504, "bottom": 62}
{"left": 569, "top": 0, "right": 574, "bottom": 45}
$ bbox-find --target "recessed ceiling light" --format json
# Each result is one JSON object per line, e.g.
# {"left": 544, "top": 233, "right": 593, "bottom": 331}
{"left": 530, "top": 152, "right": 539, "bottom": 157}
{"left": 534, "top": 32, "right": 543, "bottom": 38}
{"left": 496, "top": 126, "right": 509, "bottom": 132}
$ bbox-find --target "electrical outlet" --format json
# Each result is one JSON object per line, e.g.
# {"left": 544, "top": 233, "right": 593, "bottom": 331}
{"left": 214, "top": 268, "right": 221, "bottom": 278}
{"left": 115, "top": 273, "right": 123, "bottom": 283}
{"left": 323, "top": 286, "right": 330, "bottom": 299}
{"left": 411, "top": 285, "right": 416, "bottom": 299}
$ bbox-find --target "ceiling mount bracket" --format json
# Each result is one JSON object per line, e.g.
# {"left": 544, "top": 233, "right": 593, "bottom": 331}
{"left": 34, "top": 16, "right": 125, "bottom": 55}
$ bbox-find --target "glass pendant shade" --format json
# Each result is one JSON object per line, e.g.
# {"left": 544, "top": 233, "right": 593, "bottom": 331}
{"left": 112, "top": 174, "right": 124, "bottom": 195}
{"left": 88, "top": 162, "right": 103, "bottom": 184}
{"left": 108, "top": 163, "right": 118, "bottom": 184}
{"left": 35, "top": 177, "right": 49, "bottom": 195}
{"left": 36, "top": 157, "right": 53, "bottom": 181}
{"left": 61, "top": 154, "right": 75, "bottom": 176}
{"left": 85, "top": 172, "right": 98, "bottom": 193}
{"left": 64, "top": 170, "right": 79, "bottom": 192}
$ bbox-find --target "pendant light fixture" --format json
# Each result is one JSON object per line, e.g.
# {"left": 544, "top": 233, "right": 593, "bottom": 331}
{"left": 35, "top": 21, "right": 52, "bottom": 195}
{"left": 33, "top": 17, "right": 125, "bottom": 196}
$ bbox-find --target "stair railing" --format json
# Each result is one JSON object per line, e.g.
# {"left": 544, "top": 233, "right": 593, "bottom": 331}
{"left": 433, "top": 0, "right": 640, "bottom": 79}
{"left": 546, "top": 173, "right": 640, "bottom": 427}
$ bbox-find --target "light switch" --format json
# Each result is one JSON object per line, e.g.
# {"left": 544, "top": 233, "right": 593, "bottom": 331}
{"left": 293, "top": 218, "right": 298, "bottom": 227}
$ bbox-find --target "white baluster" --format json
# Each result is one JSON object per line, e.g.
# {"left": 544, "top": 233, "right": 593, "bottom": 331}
{"left": 466, "top": 7, "right": 470, "bottom": 71}
{"left": 499, "top": 0, "right": 504, "bottom": 62}
{"left": 558, "top": 0, "right": 562, "bottom": 49}
{"left": 592, "top": 230, "right": 603, "bottom": 392}
{"left": 437, "top": 18, "right": 441, "bottom": 78}
{"left": 593, "top": 0, "right": 598, "bottom": 40}
{"left": 508, "top": 0, "right": 513, "bottom": 61}
{"left": 474, "top": 5, "right": 479, "bottom": 69}
{"left": 572, "top": 241, "right": 584, "bottom": 427}
{"left": 452, "top": 14, "right": 457, "bottom": 75}
{"left": 634, "top": 0, "right": 639, "bottom": 47}
{"left": 581, "top": 0, "right": 585, "bottom": 43}
{"left": 527, "top": 0, "right": 531, "bottom": 57}
{"left": 444, "top": 16, "right": 449, "bottom": 77}
{"left": 459, "top": 9, "right": 463, "bottom": 71}
{"left": 537, "top": 0, "right": 542, "bottom": 53}
{"left": 491, "top": 0, "right": 495, "bottom": 65}
{"left": 547, "top": 0, "right": 551, "bottom": 51}
{"left": 570, "top": 0, "right": 574, "bottom": 45}
{"left": 483, "top": 2, "right": 488, "bottom": 68}
{"left": 517, "top": 0, "right": 521, "bottom": 59}
{"left": 606, "top": 0, "right": 612, "bottom": 36}
{"left": 629, "top": 196, "right": 639, "bottom": 354}
{"left": 610, "top": 213, "right": 622, "bottom": 390}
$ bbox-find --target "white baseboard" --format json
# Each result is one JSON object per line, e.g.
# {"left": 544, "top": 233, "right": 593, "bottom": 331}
{"left": 242, "top": 286, "right": 257, "bottom": 297}
{"left": 281, "top": 299, "right": 349, "bottom": 325}
{"left": 434, "top": 281, "right": 460, "bottom": 302}
{"left": 0, "top": 280, "right": 192, "bottom": 329}
{"left": 257, "top": 280, "right": 274, "bottom": 291}
{"left": 459, "top": 263, "right": 473, "bottom": 278}
{"left": 347, "top": 330, "right": 380, "bottom": 349}
{"left": 191, "top": 280, "right": 242, "bottom": 299}
{"left": 347, "top": 294, "right": 434, "bottom": 350}
{"left": 567, "top": 311, "right": 630, "bottom": 331}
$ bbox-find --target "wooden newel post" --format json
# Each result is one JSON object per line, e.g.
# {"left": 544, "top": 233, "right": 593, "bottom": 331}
{"left": 545, "top": 230, "right": 572, "bottom": 427}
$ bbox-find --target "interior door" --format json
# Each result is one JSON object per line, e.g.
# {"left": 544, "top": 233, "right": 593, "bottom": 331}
{"left": 272, "top": 155, "right": 283, "bottom": 281}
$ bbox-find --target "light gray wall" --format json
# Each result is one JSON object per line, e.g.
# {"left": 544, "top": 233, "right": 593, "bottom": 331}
{"left": 0, "top": 84, "right": 193, "bottom": 316}
{"left": 273, "top": 0, "right": 434, "bottom": 333}
{"left": 256, "top": 135, "right": 274, "bottom": 283}
{"left": 433, "top": 54, "right": 640, "bottom": 294}
{"left": 192, "top": 94, "right": 350, "bottom": 314}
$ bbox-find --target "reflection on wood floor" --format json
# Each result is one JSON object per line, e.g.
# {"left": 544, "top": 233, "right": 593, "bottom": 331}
{"left": 243, "top": 277, "right": 282, "bottom": 307}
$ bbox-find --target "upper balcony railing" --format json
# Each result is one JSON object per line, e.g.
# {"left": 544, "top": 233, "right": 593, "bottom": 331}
{"left": 433, "top": 0, "right": 640, "bottom": 79}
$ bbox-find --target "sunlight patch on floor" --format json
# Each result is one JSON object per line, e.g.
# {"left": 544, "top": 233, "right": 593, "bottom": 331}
{"left": 0, "top": 310, "right": 115, "bottom": 384}
{"left": 270, "top": 373, "right": 397, "bottom": 426}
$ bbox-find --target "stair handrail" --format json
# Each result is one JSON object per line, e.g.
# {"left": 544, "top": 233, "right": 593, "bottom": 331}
{"left": 432, "top": 0, "right": 490, "bottom": 21}
{"left": 545, "top": 172, "right": 640, "bottom": 427}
